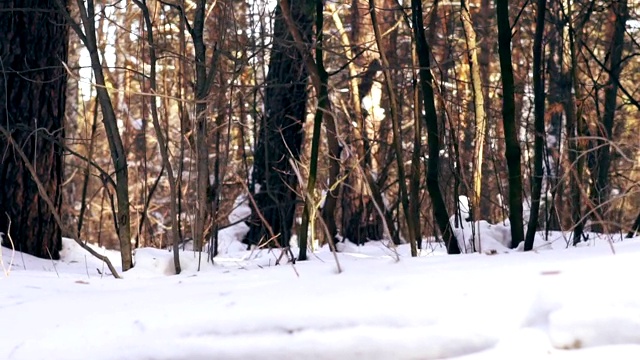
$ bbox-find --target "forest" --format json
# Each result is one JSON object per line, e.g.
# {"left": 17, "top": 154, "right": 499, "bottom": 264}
{"left": 1, "top": 0, "right": 639, "bottom": 275}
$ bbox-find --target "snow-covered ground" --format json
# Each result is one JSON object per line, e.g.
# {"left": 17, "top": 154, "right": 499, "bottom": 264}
{"left": 3, "top": 226, "right": 640, "bottom": 359}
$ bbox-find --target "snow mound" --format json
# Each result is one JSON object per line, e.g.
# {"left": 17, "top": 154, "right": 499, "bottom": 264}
{"left": 451, "top": 195, "right": 555, "bottom": 253}
{"left": 550, "top": 306, "right": 640, "bottom": 349}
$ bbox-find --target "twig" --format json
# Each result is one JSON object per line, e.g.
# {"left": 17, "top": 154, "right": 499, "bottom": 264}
{"left": 46, "top": 247, "right": 60, "bottom": 278}
{"left": 235, "top": 176, "right": 299, "bottom": 277}
{"left": 0, "top": 123, "right": 121, "bottom": 278}
{"left": 288, "top": 158, "right": 342, "bottom": 273}
{"left": 85, "top": 255, "right": 90, "bottom": 279}
{"left": 0, "top": 226, "right": 16, "bottom": 276}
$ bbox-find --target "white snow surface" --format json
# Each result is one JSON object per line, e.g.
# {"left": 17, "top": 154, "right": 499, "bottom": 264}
{"left": 3, "top": 229, "right": 640, "bottom": 359}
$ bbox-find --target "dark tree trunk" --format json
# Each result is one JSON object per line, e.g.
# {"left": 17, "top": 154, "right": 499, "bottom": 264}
{"left": 0, "top": 0, "right": 67, "bottom": 259}
{"left": 564, "top": 1, "right": 591, "bottom": 246}
{"left": 244, "top": 3, "right": 312, "bottom": 247}
{"left": 369, "top": 0, "right": 418, "bottom": 255}
{"left": 411, "top": 0, "right": 460, "bottom": 254}
{"left": 341, "top": 191, "right": 382, "bottom": 245}
{"left": 524, "top": 0, "right": 547, "bottom": 251}
{"left": 628, "top": 210, "right": 640, "bottom": 238}
{"left": 589, "top": 0, "right": 628, "bottom": 233}
{"left": 544, "top": 5, "right": 566, "bottom": 233}
{"left": 496, "top": 0, "right": 525, "bottom": 249}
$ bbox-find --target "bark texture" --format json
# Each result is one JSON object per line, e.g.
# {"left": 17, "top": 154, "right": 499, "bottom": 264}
{"left": 412, "top": 0, "right": 461, "bottom": 254}
{"left": 496, "top": 0, "right": 525, "bottom": 248}
{"left": 244, "top": 2, "right": 312, "bottom": 247}
{"left": 525, "top": 0, "right": 547, "bottom": 251}
{"left": 0, "top": 0, "right": 68, "bottom": 259}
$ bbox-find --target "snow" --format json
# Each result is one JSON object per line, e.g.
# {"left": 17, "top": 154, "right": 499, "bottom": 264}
{"left": 3, "top": 223, "right": 640, "bottom": 359}
{"left": 450, "top": 196, "right": 563, "bottom": 253}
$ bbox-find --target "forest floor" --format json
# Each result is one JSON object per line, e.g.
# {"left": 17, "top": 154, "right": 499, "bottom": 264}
{"left": 2, "top": 228, "right": 640, "bottom": 359}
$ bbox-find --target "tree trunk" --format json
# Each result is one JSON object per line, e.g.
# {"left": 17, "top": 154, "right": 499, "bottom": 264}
{"left": 589, "top": 0, "right": 628, "bottom": 233}
{"left": 477, "top": 0, "right": 495, "bottom": 220}
{"left": 340, "top": 59, "right": 385, "bottom": 245}
{"left": 628, "top": 210, "right": 640, "bottom": 238}
{"left": 133, "top": 0, "right": 182, "bottom": 273}
{"left": 460, "top": 0, "right": 487, "bottom": 223}
{"left": 370, "top": 0, "right": 418, "bottom": 256}
{"left": 298, "top": 0, "right": 335, "bottom": 260}
{"left": 193, "top": 0, "right": 213, "bottom": 252}
{"left": 409, "top": 45, "right": 422, "bottom": 250}
{"left": 0, "top": 0, "right": 67, "bottom": 259}
{"left": 244, "top": 3, "right": 312, "bottom": 248}
{"left": 524, "top": 0, "right": 547, "bottom": 251}
{"left": 544, "top": 4, "right": 566, "bottom": 233}
{"left": 335, "top": 0, "right": 386, "bottom": 246}
{"left": 564, "top": 0, "right": 589, "bottom": 245}
{"left": 496, "top": 0, "right": 525, "bottom": 249}
{"left": 411, "top": 0, "right": 461, "bottom": 254}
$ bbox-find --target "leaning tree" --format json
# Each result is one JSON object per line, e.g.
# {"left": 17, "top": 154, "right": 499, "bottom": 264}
{"left": 0, "top": 0, "right": 68, "bottom": 259}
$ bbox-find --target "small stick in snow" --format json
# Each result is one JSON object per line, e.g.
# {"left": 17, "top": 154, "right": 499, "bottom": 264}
{"left": 235, "top": 176, "right": 299, "bottom": 277}
{"left": 46, "top": 247, "right": 60, "bottom": 278}
{"left": 1, "top": 221, "right": 17, "bottom": 276}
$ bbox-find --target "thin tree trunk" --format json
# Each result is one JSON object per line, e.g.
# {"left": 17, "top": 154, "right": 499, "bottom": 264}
{"left": 478, "top": 2, "right": 493, "bottom": 217}
{"left": 0, "top": 0, "right": 67, "bottom": 259}
{"left": 524, "top": 0, "right": 547, "bottom": 251}
{"left": 315, "top": 3, "right": 341, "bottom": 254}
{"left": 411, "top": 0, "right": 461, "bottom": 254}
{"left": 409, "top": 45, "right": 422, "bottom": 250}
{"left": 564, "top": 0, "right": 589, "bottom": 245}
{"left": 628, "top": 210, "right": 640, "bottom": 238}
{"left": 544, "top": 4, "right": 565, "bottom": 233}
{"left": 270, "top": 0, "right": 340, "bottom": 257}
{"left": 460, "top": 0, "right": 487, "bottom": 223}
{"left": 78, "top": 101, "right": 99, "bottom": 238}
{"left": 298, "top": 0, "right": 333, "bottom": 260}
{"left": 478, "top": 0, "right": 492, "bottom": 107}
{"left": 58, "top": 0, "right": 133, "bottom": 270}
{"left": 193, "top": 0, "right": 214, "bottom": 252}
{"left": 370, "top": 0, "right": 417, "bottom": 256}
{"left": 589, "top": 0, "right": 628, "bottom": 233}
{"left": 496, "top": 0, "right": 525, "bottom": 249}
{"left": 133, "top": 0, "right": 182, "bottom": 274}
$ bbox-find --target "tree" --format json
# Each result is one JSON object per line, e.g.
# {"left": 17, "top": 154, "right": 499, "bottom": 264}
{"left": 132, "top": 0, "right": 182, "bottom": 273}
{"left": 525, "top": 0, "right": 547, "bottom": 251}
{"left": 460, "top": 0, "right": 487, "bottom": 224}
{"left": 333, "top": 1, "right": 387, "bottom": 246}
{"left": 244, "top": 0, "right": 313, "bottom": 248}
{"left": 564, "top": 0, "right": 588, "bottom": 245}
{"left": 543, "top": 1, "right": 566, "bottom": 233}
{"left": 628, "top": 210, "right": 640, "bottom": 238}
{"left": 370, "top": 0, "right": 418, "bottom": 255}
{"left": 282, "top": 0, "right": 340, "bottom": 260}
{"left": 60, "top": 0, "right": 133, "bottom": 270}
{"left": 0, "top": 1, "right": 68, "bottom": 259}
{"left": 496, "top": 0, "right": 525, "bottom": 248}
{"left": 411, "top": 0, "right": 460, "bottom": 254}
{"left": 588, "top": 0, "right": 628, "bottom": 233}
